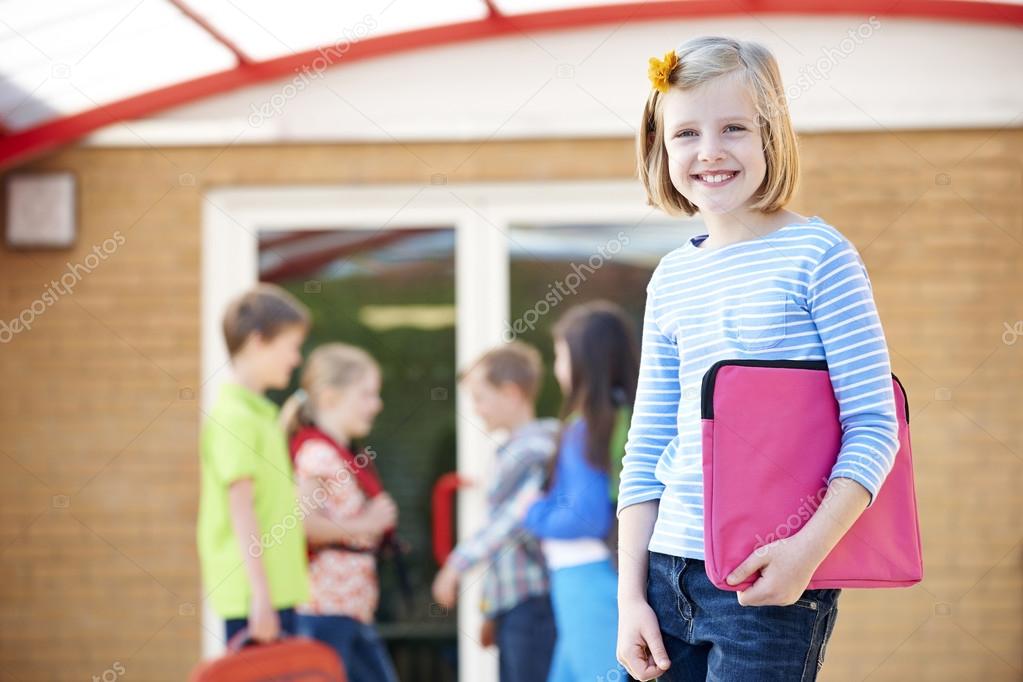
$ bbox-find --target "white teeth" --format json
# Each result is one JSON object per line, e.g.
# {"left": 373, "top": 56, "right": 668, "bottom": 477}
{"left": 698, "top": 172, "right": 736, "bottom": 184}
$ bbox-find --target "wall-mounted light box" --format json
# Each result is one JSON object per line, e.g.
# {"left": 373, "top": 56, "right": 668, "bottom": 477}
{"left": 5, "top": 172, "right": 78, "bottom": 249}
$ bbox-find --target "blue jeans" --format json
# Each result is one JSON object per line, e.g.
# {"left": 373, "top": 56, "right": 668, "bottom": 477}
{"left": 646, "top": 552, "right": 840, "bottom": 681}
{"left": 294, "top": 613, "right": 398, "bottom": 682}
{"left": 494, "top": 594, "right": 557, "bottom": 682}
{"left": 224, "top": 607, "right": 296, "bottom": 643}
{"left": 547, "top": 559, "right": 626, "bottom": 682}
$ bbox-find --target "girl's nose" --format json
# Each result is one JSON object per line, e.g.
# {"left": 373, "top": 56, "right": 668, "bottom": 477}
{"left": 698, "top": 135, "right": 727, "bottom": 163}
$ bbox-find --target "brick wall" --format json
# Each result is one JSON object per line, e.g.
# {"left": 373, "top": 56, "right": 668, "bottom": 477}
{"left": 0, "top": 131, "right": 1020, "bottom": 680}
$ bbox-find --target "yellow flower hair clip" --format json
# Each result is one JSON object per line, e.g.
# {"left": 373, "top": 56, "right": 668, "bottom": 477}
{"left": 647, "top": 50, "right": 678, "bottom": 93}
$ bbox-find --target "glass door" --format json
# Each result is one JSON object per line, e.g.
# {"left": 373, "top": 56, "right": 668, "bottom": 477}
{"left": 258, "top": 227, "right": 459, "bottom": 681}
{"left": 200, "top": 181, "right": 699, "bottom": 682}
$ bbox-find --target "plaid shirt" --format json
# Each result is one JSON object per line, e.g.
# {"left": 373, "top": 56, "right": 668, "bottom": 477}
{"left": 448, "top": 418, "right": 559, "bottom": 617}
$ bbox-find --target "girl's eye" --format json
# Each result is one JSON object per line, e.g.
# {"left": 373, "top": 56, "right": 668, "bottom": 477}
{"left": 674, "top": 125, "right": 745, "bottom": 138}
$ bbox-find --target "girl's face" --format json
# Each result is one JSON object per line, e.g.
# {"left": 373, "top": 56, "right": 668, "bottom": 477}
{"left": 319, "top": 366, "right": 383, "bottom": 440}
{"left": 553, "top": 338, "right": 572, "bottom": 397}
{"left": 661, "top": 71, "right": 767, "bottom": 216}
{"left": 251, "top": 324, "right": 306, "bottom": 390}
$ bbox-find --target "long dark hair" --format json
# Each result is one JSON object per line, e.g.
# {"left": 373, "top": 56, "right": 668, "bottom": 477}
{"left": 552, "top": 300, "right": 640, "bottom": 471}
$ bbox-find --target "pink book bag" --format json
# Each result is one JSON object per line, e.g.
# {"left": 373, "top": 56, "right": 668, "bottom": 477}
{"left": 701, "top": 359, "right": 924, "bottom": 591}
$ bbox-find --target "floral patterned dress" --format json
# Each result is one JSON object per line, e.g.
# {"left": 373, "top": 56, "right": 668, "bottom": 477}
{"left": 293, "top": 439, "right": 378, "bottom": 624}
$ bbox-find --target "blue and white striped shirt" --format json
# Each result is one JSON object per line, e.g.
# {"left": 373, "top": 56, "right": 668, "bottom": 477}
{"left": 617, "top": 217, "right": 900, "bottom": 560}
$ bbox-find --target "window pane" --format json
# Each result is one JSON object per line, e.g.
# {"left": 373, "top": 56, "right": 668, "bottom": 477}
{"left": 508, "top": 221, "right": 695, "bottom": 414}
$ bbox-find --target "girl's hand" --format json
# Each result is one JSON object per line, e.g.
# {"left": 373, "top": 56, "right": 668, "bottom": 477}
{"left": 364, "top": 493, "right": 398, "bottom": 533}
{"left": 616, "top": 598, "right": 671, "bottom": 681}
{"left": 726, "top": 532, "right": 822, "bottom": 606}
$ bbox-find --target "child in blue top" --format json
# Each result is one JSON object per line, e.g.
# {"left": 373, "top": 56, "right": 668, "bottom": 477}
{"left": 525, "top": 301, "right": 638, "bottom": 682}
{"left": 616, "top": 37, "right": 901, "bottom": 681}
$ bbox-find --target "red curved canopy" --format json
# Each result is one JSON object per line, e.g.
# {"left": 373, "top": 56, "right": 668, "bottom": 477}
{"left": 1, "top": 0, "right": 1020, "bottom": 170}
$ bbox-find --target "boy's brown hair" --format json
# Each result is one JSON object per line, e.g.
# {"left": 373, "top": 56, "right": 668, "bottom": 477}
{"left": 222, "top": 284, "right": 310, "bottom": 357}
{"left": 460, "top": 341, "right": 543, "bottom": 401}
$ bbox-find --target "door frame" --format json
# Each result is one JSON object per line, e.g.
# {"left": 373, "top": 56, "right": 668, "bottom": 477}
{"left": 199, "top": 180, "right": 657, "bottom": 680}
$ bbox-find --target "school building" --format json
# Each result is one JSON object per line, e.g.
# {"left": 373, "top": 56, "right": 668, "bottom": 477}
{"left": 0, "top": 1, "right": 1021, "bottom": 680}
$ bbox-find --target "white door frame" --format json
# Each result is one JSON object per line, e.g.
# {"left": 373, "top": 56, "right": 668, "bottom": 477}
{"left": 199, "top": 179, "right": 654, "bottom": 681}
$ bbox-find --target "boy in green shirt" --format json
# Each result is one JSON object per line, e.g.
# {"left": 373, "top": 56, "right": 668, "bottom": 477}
{"left": 198, "top": 284, "right": 311, "bottom": 643}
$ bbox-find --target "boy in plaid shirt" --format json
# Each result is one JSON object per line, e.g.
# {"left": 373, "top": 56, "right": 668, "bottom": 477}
{"left": 432, "top": 342, "right": 558, "bottom": 682}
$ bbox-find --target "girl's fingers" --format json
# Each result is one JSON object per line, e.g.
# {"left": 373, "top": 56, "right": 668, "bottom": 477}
{"left": 618, "top": 643, "right": 641, "bottom": 678}
{"left": 737, "top": 581, "right": 768, "bottom": 607}
{"left": 726, "top": 549, "right": 769, "bottom": 586}
{"left": 641, "top": 625, "right": 671, "bottom": 670}
{"left": 626, "top": 655, "right": 664, "bottom": 681}
{"left": 622, "top": 639, "right": 670, "bottom": 681}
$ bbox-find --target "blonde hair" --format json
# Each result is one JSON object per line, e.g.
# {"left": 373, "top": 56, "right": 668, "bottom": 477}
{"left": 281, "top": 343, "right": 379, "bottom": 442}
{"left": 222, "top": 284, "right": 310, "bottom": 357}
{"left": 637, "top": 36, "right": 799, "bottom": 217}
{"left": 458, "top": 341, "right": 543, "bottom": 402}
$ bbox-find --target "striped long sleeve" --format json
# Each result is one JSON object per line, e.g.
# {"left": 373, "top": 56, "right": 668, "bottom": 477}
{"left": 808, "top": 240, "right": 899, "bottom": 506}
{"left": 614, "top": 217, "right": 900, "bottom": 559}
{"left": 616, "top": 274, "right": 679, "bottom": 514}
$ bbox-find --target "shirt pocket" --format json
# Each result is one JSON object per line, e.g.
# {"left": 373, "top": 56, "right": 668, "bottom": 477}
{"left": 728, "top": 292, "right": 790, "bottom": 350}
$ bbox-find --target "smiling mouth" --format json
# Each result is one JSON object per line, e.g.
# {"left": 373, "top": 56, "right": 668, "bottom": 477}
{"left": 692, "top": 171, "right": 740, "bottom": 185}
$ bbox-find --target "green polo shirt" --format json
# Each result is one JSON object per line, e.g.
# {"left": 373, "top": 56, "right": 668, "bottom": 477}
{"left": 197, "top": 382, "right": 309, "bottom": 619}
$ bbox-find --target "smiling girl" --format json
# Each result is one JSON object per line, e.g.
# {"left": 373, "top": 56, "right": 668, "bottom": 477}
{"left": 615, "top": 37, "right": 900, "bottom": 681}
{"left": 281, "top": 344, "right": 400, "bottom": 682}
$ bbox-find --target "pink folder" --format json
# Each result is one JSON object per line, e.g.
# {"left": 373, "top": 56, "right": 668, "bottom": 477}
{"left": 701, "top": 359, "right": 923, "bottom": 591}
